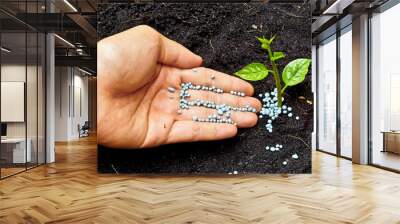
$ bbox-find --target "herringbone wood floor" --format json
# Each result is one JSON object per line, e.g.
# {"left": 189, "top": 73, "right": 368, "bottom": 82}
{"left": 1, "top": 135, "right": 400, "bottom": 224}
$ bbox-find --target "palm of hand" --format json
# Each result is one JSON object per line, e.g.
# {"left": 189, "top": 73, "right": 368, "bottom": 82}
{"left": 98, "top": 26, "right": 261, "bottom": 149}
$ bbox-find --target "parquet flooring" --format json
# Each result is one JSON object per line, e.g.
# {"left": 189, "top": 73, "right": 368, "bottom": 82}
{"left": 1, "top": 135, "right": 400, "bottom": 223}
{"left": 1, "top": 167, "right": 26, "bottom": 178}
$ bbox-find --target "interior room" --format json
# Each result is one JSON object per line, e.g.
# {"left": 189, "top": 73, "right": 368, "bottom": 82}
{"left": 0, "top": 0, "right": 400, "bottom": 223}
{"left": 0, "top": 0, "right": 96, "bottom": 179}
{"left": 0, "top": 14, "right": 46, "bottom": 178}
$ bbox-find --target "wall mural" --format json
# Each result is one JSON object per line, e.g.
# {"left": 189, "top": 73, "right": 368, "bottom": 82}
{"left": 97, "top": 2, "right": 312, "bottom": 174}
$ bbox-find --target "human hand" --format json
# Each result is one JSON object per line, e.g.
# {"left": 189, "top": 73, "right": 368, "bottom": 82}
{"left": 97, "top": 25, "right": 261, "bottom": 149}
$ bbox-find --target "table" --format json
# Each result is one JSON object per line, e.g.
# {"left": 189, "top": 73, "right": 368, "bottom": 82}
{"left": 1, "top": 138, "right": 31, "bottom": 163}
{"left": 381, "top": 131, "right": 400, "bottom": 154}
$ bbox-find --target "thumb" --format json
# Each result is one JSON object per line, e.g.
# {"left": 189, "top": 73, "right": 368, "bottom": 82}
{"left": 158, "top": 34, "right": 203, "bottom": 68}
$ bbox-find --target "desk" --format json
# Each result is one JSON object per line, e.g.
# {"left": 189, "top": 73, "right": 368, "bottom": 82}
{"left": 382, "top": 131, "right": 400, "bottom": 154}
{"left": 1, "top": 138, "right": 31, "bottom": 163}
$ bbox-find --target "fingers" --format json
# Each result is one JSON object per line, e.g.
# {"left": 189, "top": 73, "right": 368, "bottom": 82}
{"left": 179, "top": 90, "right": 261, "bottom": 127}
{"left": 180, "top": 67, "right": 255, "bottom": 96}
{"left": 162, "top": 66, "right": 261, "bottom": 128}
{"left": 167, "top": 121, "right": 237, "bottom": 144}
{"left": 187, "top": 90, "right": 262, "bottom": 111}
{"left": 159, "top": 33, "right": 203, "bottom": 68}
{"left": 176, "top": 107, "right": 258, "bottom": 128}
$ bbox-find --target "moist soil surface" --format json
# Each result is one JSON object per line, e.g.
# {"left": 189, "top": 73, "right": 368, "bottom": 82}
{"left": 97, "top": 2, "right": 312, "bottom": 174}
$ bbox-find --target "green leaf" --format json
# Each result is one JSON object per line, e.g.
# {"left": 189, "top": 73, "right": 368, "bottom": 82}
{"left": 234, "top": 63, "right": 269, "bottom": 81}
{"left": 269, "top": 35, "right": 276, "bottom": 43}
{"left": 272, "top": 51, "right": 285, "bottom": 61}
{"left": 257, "top": 36, "right": 268, "bottom": 44}
{"left": 257, "top": 36, "right": 275, "bottom": 50}
{"left": 257, "top": 37, "right": 270, "bottom": 50}
{"left": 282, "top": 58, "right": 311, "bottom": 86}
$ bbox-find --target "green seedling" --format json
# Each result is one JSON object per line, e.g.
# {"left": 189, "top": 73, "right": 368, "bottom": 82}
{"left": 234, "top": 36, "right": 311, "bottom": 107}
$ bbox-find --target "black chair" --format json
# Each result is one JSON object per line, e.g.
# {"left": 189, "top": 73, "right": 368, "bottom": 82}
{"left": 79, "top": 121, "right": 90, "bottom": 138}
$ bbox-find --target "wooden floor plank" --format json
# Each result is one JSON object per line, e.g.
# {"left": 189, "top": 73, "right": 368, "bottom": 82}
{"left": 1, "top": 135, "right": 400, "bottom": 223}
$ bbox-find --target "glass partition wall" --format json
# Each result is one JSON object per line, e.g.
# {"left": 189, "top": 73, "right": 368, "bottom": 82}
{"left": 0, "top": 2, "right": 46, "bottom": 179}
{"left": 316, "top": 25, "right": 353, "bottom": 159}
{"left": 0, "top": 30, "right": 27, "bottom": 177}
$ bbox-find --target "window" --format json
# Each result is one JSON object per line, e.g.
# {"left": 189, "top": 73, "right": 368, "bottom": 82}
{"left": 316, "top": 25, "right": 353, "bottom": 158}
{"left": 317, "top": 35, "right": 337, "bottom": 154}
{"left": 339, "top": 26, "right": 352, "bottom": 158}
{"left": 370, "top": 3, "right": 400, "bottom": 171}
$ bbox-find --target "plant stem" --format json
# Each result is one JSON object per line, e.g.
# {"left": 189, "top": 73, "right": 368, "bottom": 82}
{"left": 281, "top": 85, "right": 288, "bottom": 95}
{"left": 266, "top": 47, "right": 283, "bottom": 107}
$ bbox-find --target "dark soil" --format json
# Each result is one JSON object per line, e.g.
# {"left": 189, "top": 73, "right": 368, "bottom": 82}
{"left": 97, "top": 2, "right": 312, "bottom": 174}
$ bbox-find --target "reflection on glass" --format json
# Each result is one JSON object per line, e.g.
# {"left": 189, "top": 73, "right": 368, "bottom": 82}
{"left": 318, "top": 36, "right": 337, "bottom": 154}
{"left": 371, "top": 4, "right": 400, "bottom": 171}
{"left": 26, "top": 0, "right": 41, "bottom": 169}
{"left": 340, "top": 27, "right": 352, "bottom": 158}
{"left": 27, "top": 31, "right": 38, "bottom": 169}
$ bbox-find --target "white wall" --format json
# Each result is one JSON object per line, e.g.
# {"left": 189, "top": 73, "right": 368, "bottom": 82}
{"left": 55, "top": 66, "right": 70, "bottom": 141}
{"left": 73, "top": 72, "right": 89, "bottom": 137}
{"left": 1, "top": 63, "right": 46, "bottom": 164}
{"left": 54, "top": 67, "right": 89, "bottom": 141}
{"left": 1, "top": 65, "right": 37, "bottom": 138}
{"left": 1, "top": 65, "right": 26, "bottom": 140}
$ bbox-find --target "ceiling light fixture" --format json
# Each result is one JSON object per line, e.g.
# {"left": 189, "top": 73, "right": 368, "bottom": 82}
{"left": 76, "top": 48, "right": 85, "bottom": 56}
{"left": 323, "top": 0, "right": 355, "bottom": 15}
{"left": 78, "top": 67, "right": 93, "bottom": 76}
{"left": 63, "top": 0, "right": 78, "bottom": 12}
{"left": 54, "top": 34, "right": 75, "bottom": 48}
{"left": 1, "top": 47, "right": 11, "bottom": 53}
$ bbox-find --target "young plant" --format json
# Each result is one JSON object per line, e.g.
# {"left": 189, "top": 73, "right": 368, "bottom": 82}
{"left": 234, "top": 36, "right": 311, "bottom": 107}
